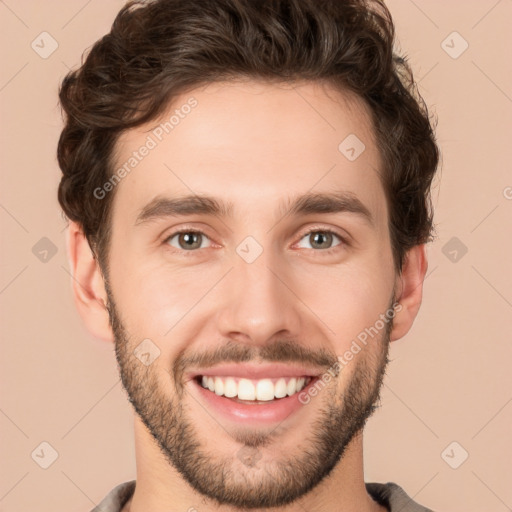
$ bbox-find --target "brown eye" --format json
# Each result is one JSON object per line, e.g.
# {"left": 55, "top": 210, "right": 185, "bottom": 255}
{"left": 309, "top": 231, "right": 333, "bottom": 249}
{"left": 165, "top": 231, "right": 209, "bottom": 251}
{"left": 296, "top": 230, "right": 342, "bottom": 251}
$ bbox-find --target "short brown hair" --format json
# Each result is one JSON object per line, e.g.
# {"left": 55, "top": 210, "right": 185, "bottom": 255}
{"left": 57, "top": 0, "right": 439, "bottom": 274}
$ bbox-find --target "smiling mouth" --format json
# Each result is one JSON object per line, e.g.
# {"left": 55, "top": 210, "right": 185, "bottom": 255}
{"left": 194, "top": 375, "right": 315, "bottom": 403}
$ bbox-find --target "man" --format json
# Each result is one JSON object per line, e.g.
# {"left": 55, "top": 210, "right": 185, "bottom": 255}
{"left": 57, "top": 0, "right": 439, "bottom": 510}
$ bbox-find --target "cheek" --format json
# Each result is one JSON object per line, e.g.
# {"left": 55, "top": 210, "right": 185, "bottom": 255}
{"left": 292, "top": 257, "right": 395, "bottom": 349}
{"left": 109, "top": 257, "right": 219, "bottom": 341}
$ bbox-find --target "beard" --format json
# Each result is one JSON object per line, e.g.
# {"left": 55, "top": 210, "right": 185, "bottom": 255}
{"left": 105, "top": 279, "right": 393, "bottom": 509}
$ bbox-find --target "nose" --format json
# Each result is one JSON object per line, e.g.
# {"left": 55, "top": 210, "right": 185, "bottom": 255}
{"left": 215, "top": 246, "right": 304, "bottom": 347}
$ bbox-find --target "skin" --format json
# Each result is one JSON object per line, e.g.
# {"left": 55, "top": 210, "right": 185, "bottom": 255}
{"left": 67, "top": 79, "right": 427, "bottom": 512}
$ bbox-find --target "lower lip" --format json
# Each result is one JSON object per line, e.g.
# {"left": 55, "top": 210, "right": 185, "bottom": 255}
{"left": 192, "top": 378, "right": 318, "bottom": 424}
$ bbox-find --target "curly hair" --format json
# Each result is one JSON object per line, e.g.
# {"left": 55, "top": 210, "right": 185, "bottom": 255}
{"left": 57, "top": 0, "right": 439, "bottom": 274}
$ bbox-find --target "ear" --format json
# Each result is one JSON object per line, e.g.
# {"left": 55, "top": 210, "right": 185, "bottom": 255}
{"left": 66, "top": 221, "right": 114, "bottom": 343}
{"left": 390, "top": 244, "right": 428, "bottom": 342}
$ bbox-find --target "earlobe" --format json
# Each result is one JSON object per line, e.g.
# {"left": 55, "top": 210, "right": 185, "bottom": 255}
{"left": 66, "top": 221, "right": 114, "bottom": 343}
{"left": 390, "top": 244, "right": 428, "bottom": 342}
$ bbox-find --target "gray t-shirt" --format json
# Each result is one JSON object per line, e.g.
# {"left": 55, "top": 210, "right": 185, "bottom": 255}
{"left": 90, "top": 480, "right": 435, "bottom": 511}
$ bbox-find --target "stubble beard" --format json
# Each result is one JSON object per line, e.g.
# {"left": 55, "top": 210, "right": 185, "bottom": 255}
{"left": 106, "top": 281, "right": 392, "bottom": 509}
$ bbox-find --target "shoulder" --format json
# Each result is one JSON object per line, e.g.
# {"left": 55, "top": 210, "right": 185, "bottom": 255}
{"left": 365, "top": 481, "right": 436, "bottom": 512}
{"left": 89, "top": 480, "right": 136, "bottom": 512}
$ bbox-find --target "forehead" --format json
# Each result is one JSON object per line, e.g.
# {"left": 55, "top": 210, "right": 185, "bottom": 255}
{"left": 111, "top": 79, "right": 387, "bottom": 228}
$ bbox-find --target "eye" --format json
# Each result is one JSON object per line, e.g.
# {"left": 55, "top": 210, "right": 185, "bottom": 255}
{"left": 163, "top": 227, "right": 347, "bottom": 255}
{"left": 295, "top": 228, "right": 345, "bottom": 252}
{"left": 164, "top": 230, "right": 212, "bottom": 251}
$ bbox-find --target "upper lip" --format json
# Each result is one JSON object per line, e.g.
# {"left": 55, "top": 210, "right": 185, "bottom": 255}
{"left": 189, "top": 362, "right": 324, "bottom": 380}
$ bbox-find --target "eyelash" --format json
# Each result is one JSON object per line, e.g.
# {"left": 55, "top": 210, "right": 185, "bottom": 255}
{"left": 162, "top": 226, "right": 349, "bottom": 257}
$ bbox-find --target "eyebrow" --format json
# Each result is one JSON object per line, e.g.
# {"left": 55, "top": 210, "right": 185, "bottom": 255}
{"left": 134, "top": 191, "right": 374, "bottom": 227}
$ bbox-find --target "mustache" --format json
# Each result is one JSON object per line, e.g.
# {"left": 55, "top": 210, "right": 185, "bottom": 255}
{"left": 172, "top": 339, "right": 339, "bottom": 385}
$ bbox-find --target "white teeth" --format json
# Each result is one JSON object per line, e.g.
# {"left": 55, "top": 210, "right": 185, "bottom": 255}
{"left": 274, "top": 378, "right": 288, "bottom": 398}
{"left": 256, "top": 379, "right": 275, "bottom": 401}
{"left": 214, "top": 377, "right": 224, "bottom": 396}
{"left": 224, "top": 377, "right": 238, "bottom": 397}
{"left": 238, "top": 379, "right": 256, "bottom": 400}
{"left": 199, "top": 375, "right": 310, "bottom": 401}
{"left": 286, "top": 377, "right": 297, "bottom": 396}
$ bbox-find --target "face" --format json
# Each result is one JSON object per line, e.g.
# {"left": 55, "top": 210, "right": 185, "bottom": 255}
{"left": 104, "top": 80, "right": 398, "bottom": 508}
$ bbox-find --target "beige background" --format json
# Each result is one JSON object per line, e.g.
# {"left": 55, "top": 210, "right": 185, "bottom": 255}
{"left": 1, "top": 1, "right": 511, "bottom": 511}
